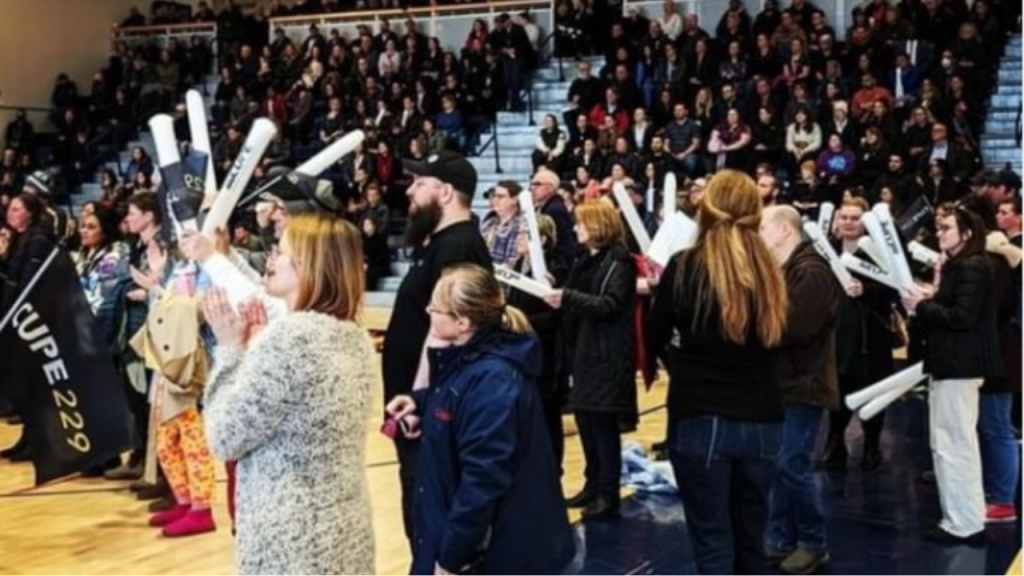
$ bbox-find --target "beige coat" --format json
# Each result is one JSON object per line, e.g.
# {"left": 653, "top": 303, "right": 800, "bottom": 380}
{"left": 130, "top": 293, "right": 209, "bottom": 422}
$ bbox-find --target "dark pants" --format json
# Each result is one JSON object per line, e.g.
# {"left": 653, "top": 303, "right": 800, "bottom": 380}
{"left": 575, "top": 411, "right": 621, "bottom": 503}
{"left": 767, "top": 405, "right": 828, "bottom": 553}
{"left": 668, "top": 416, "right": 781, "bottom": 575}
{"left": 123, "top": 374, "right": 150, "bottom": 461}
{"left": 543, "top": 398, "right": 565, "bottom": 475}
{"left": 830, "top": 374, "right": 885, "bottom": 453}
{"left": 396, "top": 434, "right": 422, "bottom": 546}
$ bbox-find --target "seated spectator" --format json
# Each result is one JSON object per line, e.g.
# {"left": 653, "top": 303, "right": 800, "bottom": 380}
{"left": 852, "top": 73, "right": 894, "bottom": 118}
{"left": 817, "top": 133, "right": 856, "bottom": 183}
{"left": 123, "top": 146, "right": 153, "bottom": 184}
{"left": 664, "top": 102, "right": 704, "bottom": 178}
{"left": 857, "top": 126, "right": 892, "bottom": 189}
{"left": 708, "top": 108, "right": 753, "bottom": 171}
{"left": 751, "top": 106, "right": 785, "bottom": 167}
{"left": 889, "top": 52, "right": 923, "bottom": 113}
{"left": 434, "top": 95, "right": 466, "bottom": 152}
{"left": 588, "top": 87, "right": 630, "bottom": 133}
{"left": 533, "top": 115, "right": 568, "bottom": 173}
{"left": 786, "top": 106, "right": 823, "bottom": 170}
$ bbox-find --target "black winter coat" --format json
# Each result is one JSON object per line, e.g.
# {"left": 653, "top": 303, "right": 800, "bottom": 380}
{"left": 835, "top": 244, "right": 899, "bottom": 390}
{"left": 558, "top": 244, "right": 638, "bottom": 414}
{"left": 915, "top": 253, "right": 1003, "bottom": 380}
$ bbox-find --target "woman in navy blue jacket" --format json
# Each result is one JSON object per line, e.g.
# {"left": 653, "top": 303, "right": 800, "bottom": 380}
{"left": 386, "top": 264, "right": 576, "bottom": 576}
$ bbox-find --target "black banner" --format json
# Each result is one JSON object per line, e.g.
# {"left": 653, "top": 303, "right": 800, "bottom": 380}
{"left": 0, "top": 247, "right": 131, "bottom": 485}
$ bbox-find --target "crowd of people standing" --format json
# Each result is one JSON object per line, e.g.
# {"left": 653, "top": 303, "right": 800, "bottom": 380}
{"left": 0, "top": 0, "right": 1021, "bottom": 575}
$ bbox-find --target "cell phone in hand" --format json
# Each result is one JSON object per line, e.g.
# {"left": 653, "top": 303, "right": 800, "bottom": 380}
{"left": 380, "top": 417, "right": 411, "bottom": 440}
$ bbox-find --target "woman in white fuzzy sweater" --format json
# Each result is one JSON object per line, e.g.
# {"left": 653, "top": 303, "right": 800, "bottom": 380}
{"left": 203, "top": 215, "right": 375, "bottom": 575}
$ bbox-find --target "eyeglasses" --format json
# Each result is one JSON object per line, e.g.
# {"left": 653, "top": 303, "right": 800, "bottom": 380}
{"left": 426, "top": 306, "right": 458, "bottom": 318}
{"left": 530, "top": 181, "right": 546, "bottom": 188}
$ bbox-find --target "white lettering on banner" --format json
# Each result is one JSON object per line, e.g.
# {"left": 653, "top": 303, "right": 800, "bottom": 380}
{"left": 9, "top": 303, "right": 91, "bottom": 454}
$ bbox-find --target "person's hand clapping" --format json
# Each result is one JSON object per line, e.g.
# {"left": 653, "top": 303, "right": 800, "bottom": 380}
{"left": 203, "top": 288, "right": 245, "bottom": 349}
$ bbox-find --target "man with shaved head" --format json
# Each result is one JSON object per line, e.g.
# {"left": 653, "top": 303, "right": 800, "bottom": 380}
{"left": 760, "top": 205, "right": 842, "bottom": 575}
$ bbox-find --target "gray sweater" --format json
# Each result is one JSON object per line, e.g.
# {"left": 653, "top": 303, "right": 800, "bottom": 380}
{"left": 204, "top": 312, "right": 376, "bottom": 575}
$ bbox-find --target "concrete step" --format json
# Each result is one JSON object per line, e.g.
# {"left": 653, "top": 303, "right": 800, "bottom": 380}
{"left": 981, "top": 136, "right": 1021, "bottom": 149}
{"left": 470, "top": 154, "right": 539, "bottom": 174}
{"left": 982, "top": 148, "right": 1023, "bottom": 163}
{"left": 990, "top": 94, "right": 1022, "bottom": 108}
{"left": 995, "top": 84, "right": 1023, "bottom": 96}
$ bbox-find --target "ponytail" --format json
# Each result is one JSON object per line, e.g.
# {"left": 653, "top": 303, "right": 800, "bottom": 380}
{"left": 502, "top": 305, "right": 533, "bottom": 334}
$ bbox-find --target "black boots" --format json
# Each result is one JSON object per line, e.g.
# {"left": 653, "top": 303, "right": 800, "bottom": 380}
{"left": 580, "top": 497, "right": 620, "bottom": 520}
{"left": 565, "top": 490, "right": 596, "bottom": 509}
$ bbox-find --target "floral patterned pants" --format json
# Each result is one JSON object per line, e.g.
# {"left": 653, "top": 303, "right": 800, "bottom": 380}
{"left": 157, "top": 408, "right": 215, "bottom": 507}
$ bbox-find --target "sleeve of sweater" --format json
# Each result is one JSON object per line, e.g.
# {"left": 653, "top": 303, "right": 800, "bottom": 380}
{"left": 916, "top": 260, "right": 990, "bottom": 331}
{"left": 438, "top": 372, "right": 518, "bottom": 572}
{"left": 203, "top": 315, "right": 318, "bottom": 461}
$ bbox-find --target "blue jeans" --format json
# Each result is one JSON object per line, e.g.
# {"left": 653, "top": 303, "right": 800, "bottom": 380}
{"left": 668, "top": 416, "right": 781, "bottom": 575}
{"left": 978, "top": 393, "right": 1020, "bottom": 505}
{"left": 767, "top": 405, "right": 827, "bottom": 553}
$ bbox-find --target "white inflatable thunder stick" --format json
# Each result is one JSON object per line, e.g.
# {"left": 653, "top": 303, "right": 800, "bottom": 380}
{"left": 845, "top": 362, "right": 924, "bottom": 411}
{"left": 613, "top": 183, "right": 653, "bottom": 253}
{"left": 517, "top": 191, "right": 551, "bottom": 287}
{"left": 185, "top": 90, "right": 217, "bottom": 202}
{"left": 202, "top": 118, "right": 278, "bottom": 237}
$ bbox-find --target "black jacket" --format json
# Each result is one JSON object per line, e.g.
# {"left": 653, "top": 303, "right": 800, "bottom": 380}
{"left": 558, "top": 244, "right": 637, "bottom": 414}
{"left": 835, "top": 244, "right": 899, "bottom": 390}
{"left": 0, "top": 225, "right": 56, "bottom": 316}
{"left": 915, "top": 253, "right": 1003, "bottom": 380}
{"left": 773, "top": 241, "right": 842, "bottom": 410}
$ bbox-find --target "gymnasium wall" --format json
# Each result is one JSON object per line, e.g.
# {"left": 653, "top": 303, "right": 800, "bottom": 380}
{"left": 0, "top": 0, "right": 198, "bottom": 132}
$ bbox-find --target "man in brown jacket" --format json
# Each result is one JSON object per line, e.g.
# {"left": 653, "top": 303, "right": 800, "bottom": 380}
{"left": 760, "top": 205, "right": 842, "bottom": 575}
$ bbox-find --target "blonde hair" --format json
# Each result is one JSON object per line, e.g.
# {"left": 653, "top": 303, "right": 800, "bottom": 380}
{"left": 432, "top": 264, "right": 532, "bottom": 334}
{"left": 284, "top": 214, "right": 364, "bottom": 322}
{"left": 680, "top": 170, "right": 789, "bottom": 347}
{"left": 575, "top": 201, "right": 625, "bottom": 249}
{"left": 536, "top": 213, "right": 557, "bottom": 248}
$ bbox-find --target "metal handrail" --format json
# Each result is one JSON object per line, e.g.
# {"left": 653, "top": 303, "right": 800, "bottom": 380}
{"left": 268, "top": 0, "right": 550, "bottom": 27}
{"left": 112, "top": 22, "right": 217, "bottom": 37}
{"left": 475, "top": 127, "right": 503, "bottom": 174}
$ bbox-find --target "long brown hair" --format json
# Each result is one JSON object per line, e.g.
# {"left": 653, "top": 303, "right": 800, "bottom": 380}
{"left": 285, "top": 214, "right": 364, "bottom": 322}
{"left": 676, "top": 170, "right": 788, "bottom": 347}
{"left": 432, "top": 264, "right": 532, "bottom": 334}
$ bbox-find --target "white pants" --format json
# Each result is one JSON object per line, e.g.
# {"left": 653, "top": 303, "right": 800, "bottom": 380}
{"left": 929, "top": 378, "right": 986, "bottom": 536}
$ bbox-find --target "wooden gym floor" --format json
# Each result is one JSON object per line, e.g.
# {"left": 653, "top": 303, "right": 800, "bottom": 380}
{"left": 0, "top": 359, "right": 670, "bottom": 575}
